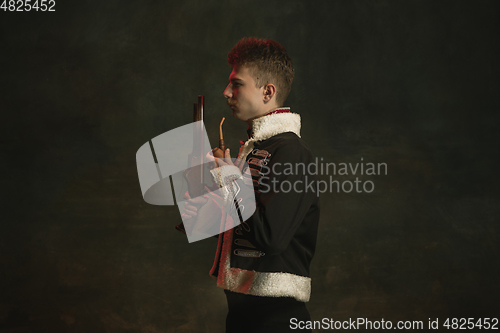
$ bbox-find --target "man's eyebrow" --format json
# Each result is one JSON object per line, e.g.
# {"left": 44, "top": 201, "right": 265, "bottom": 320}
{"left": 229, "top": 77, "right": 243, "bottom": 82}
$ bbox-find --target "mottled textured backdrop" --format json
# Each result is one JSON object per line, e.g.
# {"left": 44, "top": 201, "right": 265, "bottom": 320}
{"left": 1, "top": 0, "right": 499, "bottom": 332}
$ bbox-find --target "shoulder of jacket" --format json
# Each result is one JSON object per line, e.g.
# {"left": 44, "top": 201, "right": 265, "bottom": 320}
{"left": 255, "top": 133, "right": 312, "bottom": 160}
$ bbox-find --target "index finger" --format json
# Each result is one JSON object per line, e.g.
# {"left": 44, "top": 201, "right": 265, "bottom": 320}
{"left": 189, "top": 195, "right": 208, "bottom": 206}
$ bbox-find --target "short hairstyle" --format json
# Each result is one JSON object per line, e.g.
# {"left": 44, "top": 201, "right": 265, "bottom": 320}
{"left": 228, "top": 37, "right": 294, "bottom": 106}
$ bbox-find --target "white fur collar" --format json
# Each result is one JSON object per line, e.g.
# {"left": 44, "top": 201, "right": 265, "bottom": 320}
{"left": 237, "top": 109, "right": 301, "bottom": 161}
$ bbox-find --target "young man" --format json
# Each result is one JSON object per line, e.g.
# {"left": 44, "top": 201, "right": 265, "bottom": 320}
{"left": 185, "top": 37, "right": 320, "bottom": 332}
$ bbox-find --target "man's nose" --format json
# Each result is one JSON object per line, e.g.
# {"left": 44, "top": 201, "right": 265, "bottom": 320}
{"left": 223, "top": 84, "right": 232, "bottom": 99}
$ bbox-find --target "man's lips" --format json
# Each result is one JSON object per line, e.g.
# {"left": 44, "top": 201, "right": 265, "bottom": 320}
{"left": 227, "top": 101, "right": 236, "bottom": 108}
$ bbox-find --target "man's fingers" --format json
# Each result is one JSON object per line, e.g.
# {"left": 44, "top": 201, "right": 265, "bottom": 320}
{"left": 189, "top": 195, "right": 208, "bottom": 206}
{"left": 215, "top": 158, "right": 225, "bottom": 167}
{"left": 184, "top": 191, "right": 207, "bottom": 206}
{"left": 182, "top": 211, "right": 197, "bottom": 219}
{"left": 183, "top": 201, "right": 199, "bottom": 219}
{"left": 212, "top": 148, "right": 234, "bottom": 167}
{"left": 184, "top": 203, "right": 197, "bottom": 213}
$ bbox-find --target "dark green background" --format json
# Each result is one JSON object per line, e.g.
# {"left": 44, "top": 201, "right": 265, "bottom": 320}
{"left": 1, "top": 0, "right": 499, "bottom": 332}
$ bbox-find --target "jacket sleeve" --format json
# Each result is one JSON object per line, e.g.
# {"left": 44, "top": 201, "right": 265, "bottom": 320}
{"left": 237, "top": 142, "right": 317, "bottom": 256}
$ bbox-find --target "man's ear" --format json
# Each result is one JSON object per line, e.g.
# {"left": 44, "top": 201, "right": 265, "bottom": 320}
{"left": 263, "top": 83, "right": 276, "bottom": 102}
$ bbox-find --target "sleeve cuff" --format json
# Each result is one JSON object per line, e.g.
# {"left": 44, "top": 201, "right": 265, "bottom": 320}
{"left": 210, "top": 165, "right": 242, "bottom": 188}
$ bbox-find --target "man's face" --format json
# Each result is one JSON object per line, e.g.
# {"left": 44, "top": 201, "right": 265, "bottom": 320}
{"left": 223, "top": 65, "right": 265, "bottom": 123}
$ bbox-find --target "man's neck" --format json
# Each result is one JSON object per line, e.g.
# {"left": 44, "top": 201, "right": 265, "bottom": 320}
{"left": 244, "top": 101, "right": 280, "bottom": 126}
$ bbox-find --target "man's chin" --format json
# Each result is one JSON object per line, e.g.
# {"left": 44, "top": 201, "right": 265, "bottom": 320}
{"left": 232, "top": 112, "right": 244, "bottom": 121}
{"left": 230, "top": 107, "right": 250, "bottom": 122}
{"left": 231, "top": 108, "right": 240, "bottom": 120}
